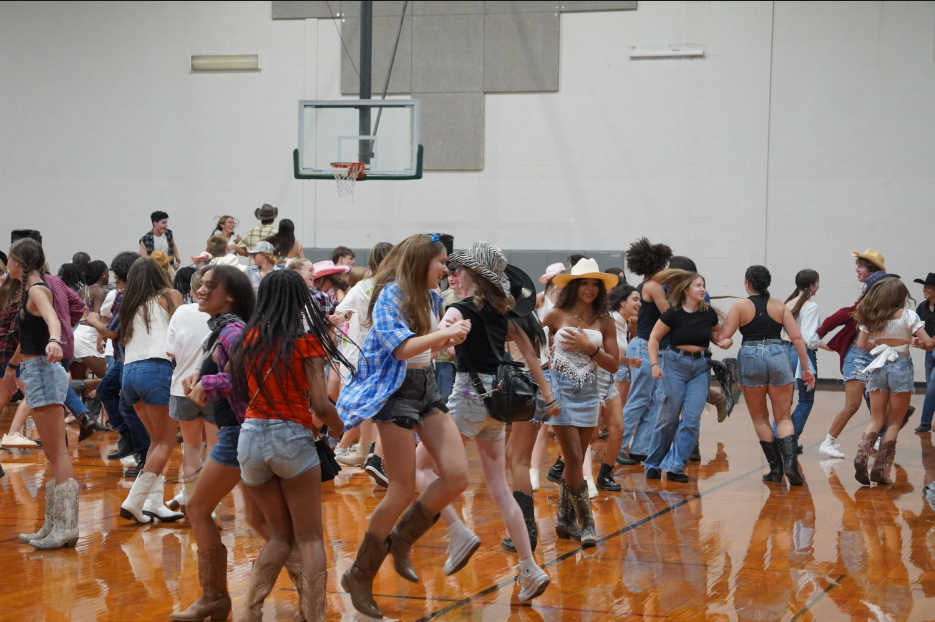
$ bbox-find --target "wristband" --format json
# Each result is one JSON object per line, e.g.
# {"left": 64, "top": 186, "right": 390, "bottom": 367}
{"left": 48, "top": 338, "right": 62, "bottom": 345}
{"left": 6, "top": 362, "right": 18, "bottom": 370}
{"left": 589, "top": 347, "right": 600, "bottom": 358}
{"left": 651, "top": 363, "right": 660, "bottom": 367}
{"left": 544, "top": 399, "right": 557, "bottom": 407}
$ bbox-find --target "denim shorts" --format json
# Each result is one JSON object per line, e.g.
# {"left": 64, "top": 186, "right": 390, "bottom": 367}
{"left": 614, "top": 363, "right": 632, "bottom": 383}
{"left": 548, "top": 367, "right": 601, "bottom": 428}
{"left": 237, "top": 418, "right": 321, "bottom": 486}
{"left": 373, "top": 367, "right": 447, "bottom": 429}
{"left": 449, "top": 372, "right": 505, "bottom": 440}
{"left": 867, "top": 354, "right": 915, "bottom": 393}
{"left": 597, "top": 368, "right": 620, "bottom": 402}
{"left": 738, "top": 340, "right": 794, "bottom": 387}
{"left": 169, "top": 395, "right": 217, "bottom": 423}
{"left": 210, "top": 425, "right": 241, "bottom": 470}
{"left": 122, "top": 358, "right": 172, "bottom": 407}
{"left": 20, "top": 357, "right": 68, "bottom": 409}
{"left": 532, "top": 367, "right": 553, "bottom": 424}
{"left": 842, "top": 344, "right": 874, "bottom": 383}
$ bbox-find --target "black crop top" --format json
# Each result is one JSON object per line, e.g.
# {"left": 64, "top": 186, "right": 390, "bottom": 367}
{"left": 739, "top": 295, "right": 784, "bottom": 343}
{"left": 452, "top": 297, "right": 508, "bottom": 375}
{"left": 20, "top": 283, "right": 53, "bottom": 356}
{"left": 658, "top": 306, "right": 718, "bottom": 348}
{"left": 200, "top": 349, "right": 239, "bottom": 428}
{"left": 636, "top": 281, "right": 663, "bottom": 340}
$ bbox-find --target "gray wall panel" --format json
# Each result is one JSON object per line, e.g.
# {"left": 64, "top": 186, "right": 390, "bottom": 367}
{"left": 560, "top": 1, "right": 637, "bottom": 12}
{"left": 413, "top": 1, "right": 485, "bottom": 15}
{"left": 484, "top": 11, "right": 560, "bottom": 92}
{"left": 340, "top": 1, "right": 410, "bottom": 17}
{"left": 272, "top": 1, "right": 336, "bottom": 19}
{"left": 340, "top": 16, "right": 413, "bottom": 95}
{"left": 485, "top": 1, "right": 558, "bottom": 13}
{"left": 416, "top": 92, "right": 484, "bottom": 170}
{"left": 412, "top": 15, "right": 485, "bottom": 93}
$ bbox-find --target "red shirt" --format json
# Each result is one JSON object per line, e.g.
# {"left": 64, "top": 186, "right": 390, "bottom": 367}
{"left": 245, "top": 332, "right": 326, "bottom": 428}
{"left": 816, "top": 304, "right": 858, "bottom": 373}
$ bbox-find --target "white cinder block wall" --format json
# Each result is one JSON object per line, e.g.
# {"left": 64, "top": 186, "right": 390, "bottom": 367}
{"left": 0, "top": 1, "right": 932, "bottom": 379}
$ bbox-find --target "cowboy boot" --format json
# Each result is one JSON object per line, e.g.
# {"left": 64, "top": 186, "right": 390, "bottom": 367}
{"left": 169, "top": 544, "right": 231, "bottom": 621}
{"left": 573, "top": 482, "right": 598, "bottom": 547}
{"left": 759, "top": 439, "right": 783, "bottom": 483}
{"left": 167, "top": 475, "right": 195, "bottom": 513}
{"left": 31, "top": 478, "right": 80, "bottom": 550}
{"left": 501, "top": 490, "right": 538, "bottom": 552}
{"left": 387, "top": 499, "right": 438, "bottom": 583}
{"left": 143, "top": 475, "right": 185, "bottom": 522}
{"left": 340, "top": 531, "right": 389, "bottom": 619}
{"left": 235, "top": 559, "right": 284, "bottom": 622}
{"left": 854, "top": 432, "right": 878, "bottom": 486}
{"left": 554, "top": 480, "right": 580, "bottom": 541}
{"left": 120, "top": 471, "right": 157, "bottom": 523}
{"left": 870, "top": 440, "right": 897, "bottom": 485}
{"left": 777, "top": 435, "right": 803, "bottom": 486}
{"left": 18, "top": 478, "right": 55, "bottom": 543}
{"left": 283, "top": 545, "right": 306, "bottom": 621}
{"left": 300, "top": 571, "right": 327, "bottom": 622}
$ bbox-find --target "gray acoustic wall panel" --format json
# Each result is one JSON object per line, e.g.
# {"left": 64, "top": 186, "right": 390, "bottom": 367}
{"left": 340, "top": 1, "right": 410, "bottom": 17}
{"left": 486, "top": 1, "right": 558, "bottom": 13}
{"left": 412, "top": 1, "right": 485, "bottom": 15}
{"left": 416, "top": 92, "right": 484, "bottom": 170}
{"left": 484, "top": 11, "right": 560, "bottom": 92}
{"left": 272, "top": 1, "right": 336, "bottom": 19}
{"left": 340, "top": 16, "right": 412, "bottom": 95}
{"left": 412, "top": 15, "right": 485, "bottom": 93}
{"left": 560, "top": 1, "right": 637, "bottom": 11}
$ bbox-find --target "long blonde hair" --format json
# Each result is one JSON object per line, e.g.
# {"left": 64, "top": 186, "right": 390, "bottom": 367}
{"left": 653, "top": 269, "right": 709, "bottom": 311}
{"left": 368, "top": 234, "right": 445, "bottom": 337}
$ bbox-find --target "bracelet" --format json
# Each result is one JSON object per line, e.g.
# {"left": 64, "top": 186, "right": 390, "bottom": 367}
{"left": 6, "top": 362, "right": 18, "bottom": 370}
{"left": 651, "top": 363, "right": 660, "bottom": 367}
{"left": 545, "top": 399, "right": 557, "bottom": 407}
{"left": 48, "top": 338, "right": 62, "bottom": 344}
{"left": 589, "top": 347, "right": 600, "bottom": 358}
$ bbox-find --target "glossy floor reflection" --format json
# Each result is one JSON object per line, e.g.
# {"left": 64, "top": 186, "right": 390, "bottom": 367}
{"left": 2, "top": 391, "right": 935, "bottom": 621}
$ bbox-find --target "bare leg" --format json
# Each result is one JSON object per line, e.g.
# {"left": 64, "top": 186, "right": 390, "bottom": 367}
{"left": 187, "top": 460, "right": 242, "bottom": 549}
{"left": 280, "top": 469, "right": 326, "bottom": 577}
{"left": 242, "top": 477, "right": 295, "bottom": 568}
{"left": 744, "top": 386, "right": 774, "bottom": 442}
{"left": 476, "top": 438, "right": 534, "bottom": 559}
{"left": 601, "top": 393, "right": 624, "bottom": 466}
{"left": 82, "top": 357, "right": 107, "bottom": 379}
{"left": 366, "top": 422, "right": 418, "bottom": 541}
{"left": 178, "top": 420, "right": 205, "bottom": 480}
{"left": 31, "top": 404, "right": 76, "bottom": 483}
{"left": 767, "top": 384, "right": 795, "bottom": 438}
{"left": 133, "top": 403, "right": 178, "bottom": 476}
{"left": 529, "top": 424, "right": 549, "bottom": 471}
{"left": 882, "top": 393, "right": 912, "bottom": 443}
{"left": 507, "top": 421, "right": 539, "bottom": 496}
{"left": 828, "top": 380, "right": 867, "bottom": 438}
{"left": 336, "top": 426, "right": 360, "bottom": 450}
{"left": 552, "top": 425, "right": 594, "bottom": 489}
{"left": 414, "top": 442, "right": 462, "bottom": 527}
{"left": 6, "top": 385, "right": 31, "bottom": 436}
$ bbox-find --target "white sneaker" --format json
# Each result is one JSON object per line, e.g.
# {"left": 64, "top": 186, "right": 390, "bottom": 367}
{"left": 585, "top": 475, "right": 598, "bottom": 499}
{"left": 819, "top": 439, "right": 845, "bottom": 458}
{"left": 516, "top": 562, "right": 550, "bottom": 601}
{"left": 1, "top": 432, "right": 39, "bottom": 448}
{"left": 443, "top": 524, "right": 481, "bottom": 576}
{"left": 873, "top": 437, "right": 880, "bottom": 451}
{"left": 334, "top": 447, "right": 351, "bottom": 458}
{"left": 120, "top": 454, "right": 139, "bottom": 469}
{"left": 529, "top": 468, "right": 540, "bottom": 492}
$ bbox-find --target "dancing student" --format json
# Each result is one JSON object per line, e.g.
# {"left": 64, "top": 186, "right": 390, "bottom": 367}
{"left": 265, "top": 218, "right": 304, "bottom": 266}
{"left": 815, "top": 250, "right": 893, "bottom": 458}
{"left": 117, "top": 257, "right": 186, "bottom": 523}
{"left": 5, "top": 239, "right": 78, "bottom": 549}
{"left": 0, "top": 274, "right": 34, "bottom": 449}
{"left": 913, "top": 272, "right": 935, "bottom": 433}
{"left": 230, "top": 270, "right": 353, "bottom": 622}
{"left": 414, "top": 247, "right": 553, "bottom": 598}
{"left": 719, "top": 266, "right": 815, "bottom": 486}
{"left": 337, "top": 234, "right": 472, "bottom": 619}
{"left": 644, "top": 269, "right": 731, "bottom": 483}
{"left": 619, "top": 238, "right": 673, "bottom": 465}
{"left": 541, "top": 258, "right": 619, "bottom": 546}
{"left": 139, "top": 210, "right": 181, "bottom": 270}
{"left": 211, "top": 215, "right": 242, "bottom": 253}
{"left": 312, "top": 261, "right": 349, "bottom": 304}
{"left": 164, "top": 268, "right": 214, "bottom": 513}
{"left": 170, "top": 264, "right": 267, "bottom": 622}
{"left": 776, "top": 269, "right": 821, "bottom": 448}
{"left": 236, "top": 204, "right": 278, "bottom": 261}
{"left": 245, "top": 241, "right": 279, "bottom": 291}
{"left": 851, "top": 278, "right": 934, "bottom": 485}
{"left": 71, "top": 260, "right": 109, "bottom": 380}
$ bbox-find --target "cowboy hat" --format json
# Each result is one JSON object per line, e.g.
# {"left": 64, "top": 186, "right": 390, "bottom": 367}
{"left": 254, "top": 204, "right": 278, "bottom": 221}
{"left": 538, "top": 262, "right": 566, "bottom": 284}
{"left": 505, "top": 265, "right": 537, "bottom": 318}
{"left": 447, "top": 241, "right": 510, "bottom": 296}
{"left": 313, "top": 260, "right": 351, "bottom": 279}
{"left": 914, "top": 273, "right": 935, "bottom": 287}
{"left": 552, "top": 258, "right": 619, "bottom": 290}
{"left": 851, "top": 248, "right": 885, "bottom": 271}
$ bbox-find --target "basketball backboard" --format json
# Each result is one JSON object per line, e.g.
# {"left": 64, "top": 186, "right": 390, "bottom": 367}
{"left": 294, "top": 100, "right": 422, "bottom": 180}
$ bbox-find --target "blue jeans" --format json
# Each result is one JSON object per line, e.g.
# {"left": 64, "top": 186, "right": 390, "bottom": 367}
{"left": 98, "top": 359, "right": 151, "bottom": 455}
{"left": 921, "top": 350, "right": 935, "bottom": 428}
{"left": 619, "top": 337, "right": 662, "bottom": 458}
{"left": 63, "top": 386, "right": 88, "bottom": 417}
{"left": 644, "top": 350, "right": 710, "bottom": 474}
{"left": 772, "top": 346, "right": 818, "bottom": 442}
{"left": 434, "top": 361, "right": 456, "bottom": 402}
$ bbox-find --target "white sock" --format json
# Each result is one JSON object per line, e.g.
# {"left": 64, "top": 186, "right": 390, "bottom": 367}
{"left": 824, "top": 433, "right": 836, "bottom": 444}
{"left": 519, "top": 557, "right": 538, "bottom": 574}
{"left": 448, "top": 520, "right": 472, "bottom": 538}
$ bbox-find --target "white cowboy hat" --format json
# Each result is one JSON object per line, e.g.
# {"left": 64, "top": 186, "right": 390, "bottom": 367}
{"left": 552, "top": 258, "right": 619, "bottom": 290}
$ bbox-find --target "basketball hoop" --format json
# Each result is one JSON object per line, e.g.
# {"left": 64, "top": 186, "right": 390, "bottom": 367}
{"left": 331, "top": 162, "right": 366, "bottom": 197}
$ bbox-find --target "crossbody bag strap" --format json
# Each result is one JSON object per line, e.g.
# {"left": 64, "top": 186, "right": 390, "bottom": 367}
{"left": 247, "top": 368, "right": 274, "bottom": 409}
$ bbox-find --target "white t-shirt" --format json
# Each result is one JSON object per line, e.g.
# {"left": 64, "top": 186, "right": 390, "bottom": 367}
{"left": 336, "top": 278, "right": 377, "bottom": 380}
{"left": 165, "top": 303, "right": 211, "bottom": 397}
{"left": 152, "top": 233, "right": 169, "bottom": 253}
{"left": 100, "top": 288, "right": 118, "bottom": 358}
{"left": 612, "top": 311, "right": 629, "bottom": 359}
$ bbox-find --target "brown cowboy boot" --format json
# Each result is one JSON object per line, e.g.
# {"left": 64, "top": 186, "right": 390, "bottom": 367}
{"left": 169, "top": 545, "right": 231, "bottom": 621}
{"left": 284, "top": 546, "right": 305, "bottom": 620}
{"left": 387, "top": 499, "right": 438, "bottom": 583}
{"left": 235, "top": 559, "right": 285, "bottom": 622}
{"left": 554, "top": 479, "right": 580, "bottom": 541}
{"left": 340, "top": 531, "right": 389, "bottom": 619}
{"left": 573, "top": 481, "right": 598, "bottom": 547}
{"left": 300, "top": 570, "right": 327, "bottom": 622}
{"left": 870, "top": 439, "right": 897, "bottom": 485}
{"left": 854, "top": 432, "right": 878, "bottom": 486}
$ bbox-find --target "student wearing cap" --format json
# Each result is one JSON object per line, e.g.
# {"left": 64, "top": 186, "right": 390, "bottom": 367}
{"left": 244, "top": 241, "right": 279, "bottom": 291}
{"left": 236, "top": 204, "right": 278, "bottom": 262}
{"left": 915, "top": 273, "right": 935, "bottom": 433}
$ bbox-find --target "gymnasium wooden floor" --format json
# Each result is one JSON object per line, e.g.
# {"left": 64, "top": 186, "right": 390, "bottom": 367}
{"left": 2, "top": 391, "right": 934, "bottom": 622}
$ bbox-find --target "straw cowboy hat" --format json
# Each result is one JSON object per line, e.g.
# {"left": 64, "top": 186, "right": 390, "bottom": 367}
{"left": 538, "top": 262, "right": 566, "bottom": 284}
{"left": 552, "top": 258, "right": 619, "bottom": 290}
{"left": 447, "top": 241, "right": 511, "bottom": 296}
{"left": 852, "top": 248, "right": 885, "bottom": 271}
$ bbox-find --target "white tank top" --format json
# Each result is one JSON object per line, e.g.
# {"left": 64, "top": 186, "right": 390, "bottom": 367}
{"left": 125, "top": 298, "right": 172, "bottom": 365}
{"left": 408, "top": 313, "right": 439, "bottom": 365}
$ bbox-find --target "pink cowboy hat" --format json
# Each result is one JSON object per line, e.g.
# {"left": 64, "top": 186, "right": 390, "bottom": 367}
{"left": 539, "top": 262, "right": 566, "bottom": 284}
{"left": 313, "top": 260, "right": 351, "bottom": 279}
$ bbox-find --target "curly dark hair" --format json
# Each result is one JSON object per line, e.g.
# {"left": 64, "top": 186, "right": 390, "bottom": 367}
{"left": 625, "top": 238, "right": 673, "bottom": 277}
{"left": 745, "top": 265, "right": 771, "bottom": 297}
{"left": 555, "top": 278, "right": 610, "bottom": 319}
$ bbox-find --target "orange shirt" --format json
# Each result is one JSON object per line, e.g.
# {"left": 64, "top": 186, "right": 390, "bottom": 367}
{"left": 245, "top": 332, "right": 326, "bottom": 428}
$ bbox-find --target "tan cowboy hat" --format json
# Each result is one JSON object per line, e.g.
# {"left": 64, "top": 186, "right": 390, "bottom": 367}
{"left": 851, "top": 248, "right": 885, "bottom": 271}
{"left": 552, "top": 258, "right": 619, "bottom": 290}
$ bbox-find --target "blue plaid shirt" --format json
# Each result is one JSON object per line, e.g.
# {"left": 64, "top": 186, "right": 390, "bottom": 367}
{"left": 336, "top": 282, "right": 442, "bottom": 430}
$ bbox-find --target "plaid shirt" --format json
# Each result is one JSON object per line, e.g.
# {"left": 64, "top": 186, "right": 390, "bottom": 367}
{"left": 0, "top": 298, "right": 21, "bottom": 367}
{"left": 201, "top": 322, "right": 247, "bottom": 420}
{"left": 45, "top": 274, "right": 86, "bottom": 361}
{"left": 310, "top": 288, "right": 337, "bottom": 317}
{"left": 237, "top": 224, "right": 277, "bottom": 265}
{"left": 336, "top": 283, "right": 442, "bottom": 430}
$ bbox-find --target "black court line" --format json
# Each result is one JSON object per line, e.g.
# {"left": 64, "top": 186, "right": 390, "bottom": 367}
{"left": 790, "top": 574, "right": 846, "bottom": 621}
{"left": 413, "top": 417, "right": 872, "bottom": 622}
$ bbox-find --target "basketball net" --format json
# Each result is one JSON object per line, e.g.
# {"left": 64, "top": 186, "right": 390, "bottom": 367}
{"left": 331, "top": 162, "right": 365, "bottom": 198}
